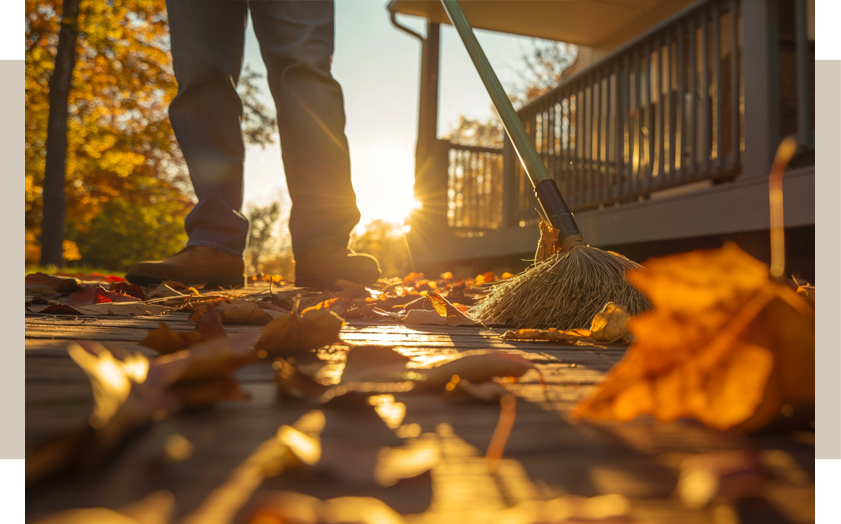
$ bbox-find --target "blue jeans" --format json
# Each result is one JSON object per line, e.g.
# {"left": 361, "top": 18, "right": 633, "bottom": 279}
{"left": 166, "top": 0, "right": 361, "bottom": 258}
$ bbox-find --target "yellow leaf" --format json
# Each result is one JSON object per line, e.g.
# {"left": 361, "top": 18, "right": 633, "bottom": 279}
{"left": 573, "top": 243, "right": 815, "bottom": 431}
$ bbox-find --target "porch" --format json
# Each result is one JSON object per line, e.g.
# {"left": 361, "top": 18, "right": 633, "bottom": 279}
{"left": 391, "top": 0, "right": 815, "bottom": 273}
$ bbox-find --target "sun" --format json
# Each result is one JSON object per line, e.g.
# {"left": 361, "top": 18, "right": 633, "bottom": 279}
{"left": 351, "top": 143, "right": 420, "bottom": 226}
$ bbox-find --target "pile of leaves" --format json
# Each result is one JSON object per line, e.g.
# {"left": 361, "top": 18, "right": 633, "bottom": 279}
{"left": 25, "top": 272, "right": 544, "bottom": 486}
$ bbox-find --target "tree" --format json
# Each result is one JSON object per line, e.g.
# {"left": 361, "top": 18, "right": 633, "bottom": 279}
{"left": 444, "top": 113, "right": 504, "bottom": 148}
{"left": 245, "top": 201, "right": 283, "bottom": 274}
{"left": 351, "top": 220, "right": 413, "bottom": 278}
{"left": 510, "top": 40, "right": 578, "bottom": 107}
{"left": 26, "top": 0, "right": 278, "bottom": 268}
{"left": 445, "top": 39, "right": 577, "bottom": 148}
{"left": 40, "top": 0, "right": 81, "bottom": 266}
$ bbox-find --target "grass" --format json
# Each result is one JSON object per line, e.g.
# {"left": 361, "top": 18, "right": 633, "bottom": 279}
{"left": 25, "top": 264, "right": 126, "bottom": 278}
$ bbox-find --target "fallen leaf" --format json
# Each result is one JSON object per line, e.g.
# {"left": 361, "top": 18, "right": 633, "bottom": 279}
{"left": 340, "top": 347, "right": 540, "bottom": 389}
{"left": 534, "top": 220, "right": 561, "bottom": 263}
{"left": 69, "top": 286, "right": 140, "bottom": 306}
{"left": 109, "top": 282, "right": 146, "bottom": 300}
{"left": 423, "top": 351, "right": 540, "bottom": 388}
{"left": 273, "top": 358, "right": 331, "bottom": 400}
{"left": 39, "top": 304, "right": 83, "bottom": 315}
{"left": 214, "top": 301, "right": 274, "bottom": 325}
{"left": 403, "top": 292, "right": 477, "bottom": 327}
{"left": 72, "top": 302, "right": 171, "bottom": 316}
{"left": 342, "top": 304, "right": 382, "bottom": 320}
{"left": 573, "top": 243, "right": 815, "bottom": 432}
{"left": 402, "top": 309, "right": 449, "bottom": 326}
{"left": 256, "top": 309, "right": 344, "bottom": 356}
{"left": 342, "top": 346, "right": 411, "bottom": 383}
{"left": 147, "top": 284, "right": 184, "bottom": 298}
{"left": 589, "top": 302, "right": 631, "bottom": 342}
{"left": 503, "top": 327, "right": 592, "bottom": 342}
{"left": 26, "top": 332, "right": 262, "bottom": 484}
{"left": 25, "top": 272, "right": 82, "bottom": 294}
{"left": 301, "top": 297, "right": 347, "bottom": 316}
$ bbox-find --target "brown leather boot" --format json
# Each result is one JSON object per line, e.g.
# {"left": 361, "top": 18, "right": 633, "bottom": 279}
{"left": 126, "top": 246, "right": 245, "bottom": 288}
{"left": 294, "top": 243, "right": 381, "bottom": 289}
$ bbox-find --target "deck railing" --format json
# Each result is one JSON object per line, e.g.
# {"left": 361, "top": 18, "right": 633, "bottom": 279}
{"left": 443, "top": 0, "right": 813, "bottom": 232}
{"left": 446, "top": 144, "right": 504, "bottom": 229}
{"left": 509, "top": 0, "right": 745, "bottom": 227}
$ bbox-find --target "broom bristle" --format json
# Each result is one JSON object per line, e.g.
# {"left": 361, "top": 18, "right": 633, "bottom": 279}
{"left": 468, "top": 245, "right": 652, "bottom": 330}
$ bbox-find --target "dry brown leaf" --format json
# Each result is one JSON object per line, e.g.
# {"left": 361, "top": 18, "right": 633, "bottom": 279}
{"left": 26, "top": 332, "right": 261, "bottom": 484}
{"left": 573, "top": 243, "right": 815, "bottom": 432}
{"left": 503, "top": 327, "right": 592, "bottom": 342}
{"left": 339, "top": 347, "right": 539, "bottom": 389}
{"left": 402, "top": 292, "right": 476, "bottom": 327}
{"left": 109, "top": 282, "right": 147, "bottom": 300}
{"left": 401, "top": 309, "right": 449, "bottom": 326}
{"left": 534, "top": 220, "right": 561, "bottom": 263}
{"left": 140, "top": 306, "right": 226, "bottom": 355}
{"left": 38, "top": 304, "right": 83, "bottom": 315}
{"left": 25, "top": 272, "right": 81, "bottom": 294}
{"left": 72, "top": 302, "right": 171, "bottom": 316}
{"left": 273, "top": 358, "right": 331, "bottom": 400}
{"left": 140, "top": 324, "right": 205, "bottom": 355}
{"left": 256, "top": 309, "right": 344, "bottom": 356}
{"left": 589, "top": 302, "right": 631, "bottom": 342}
{"left": 214, "top": 301, "right": 274, "bottom": 325}
{"left": 423, "top": 351, "right": 540, "bottom": 387}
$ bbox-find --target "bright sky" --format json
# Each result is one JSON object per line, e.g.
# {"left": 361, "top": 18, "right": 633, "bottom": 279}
{"left": 240, "top": 0, "right": 538, "bottom": 231}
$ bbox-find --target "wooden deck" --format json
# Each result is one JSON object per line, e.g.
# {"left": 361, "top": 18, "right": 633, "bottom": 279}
{"left": 25, "top": 285, "right": 815, "bottom": 524}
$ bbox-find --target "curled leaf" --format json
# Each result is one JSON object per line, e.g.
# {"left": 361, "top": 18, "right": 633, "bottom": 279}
{"left": 589, "top": 302, "right": 630, "bottom": 342}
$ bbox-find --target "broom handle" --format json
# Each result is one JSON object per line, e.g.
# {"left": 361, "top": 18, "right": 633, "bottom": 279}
{"left": 440, "top": 0, "right": 584, "bottom": 244}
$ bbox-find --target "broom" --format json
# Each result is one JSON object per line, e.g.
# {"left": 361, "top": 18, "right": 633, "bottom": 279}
{"left": 440, "top": 0, "right": 652, "bottom": 330}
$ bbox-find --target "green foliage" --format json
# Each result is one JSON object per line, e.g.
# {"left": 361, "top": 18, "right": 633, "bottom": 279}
{"left": 68, "top": 196, "right": 189, "bottom": 270}
{"left": 245, "top": 201, "right": 282, "bottom": 274}
{"left": 351, "top": 219, "right": 413, "bottom": 278}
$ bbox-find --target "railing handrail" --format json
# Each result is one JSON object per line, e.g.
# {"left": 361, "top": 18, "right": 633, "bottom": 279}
{"left": 448, "top": 142, "right": 503, "bottom": 154}
{"left": 518, "top": 0, "right": 709, "bottom": 114}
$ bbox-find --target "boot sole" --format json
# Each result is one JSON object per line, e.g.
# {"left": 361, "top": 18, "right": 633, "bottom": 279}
{"left": 126, "top": 271, "right": 246, "bottom": 289}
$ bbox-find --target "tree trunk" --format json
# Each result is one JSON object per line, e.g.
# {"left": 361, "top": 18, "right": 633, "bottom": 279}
{"left": 40, "top": 0, "right": 81, "bottom": 267}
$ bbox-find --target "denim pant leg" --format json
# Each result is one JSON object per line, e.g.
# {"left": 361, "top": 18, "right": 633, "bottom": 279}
{"left": 249, "top": 0, "right": 361, "bottom": 259}
{"left": 166, "top": 0, "right": 250, "bottom": 257}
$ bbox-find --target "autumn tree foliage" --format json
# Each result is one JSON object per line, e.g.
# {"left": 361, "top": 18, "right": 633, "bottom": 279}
{"left": 445, "top": 40, "right": 577, "bottom": 149}
{"left": 26, "top": 0, "right": 277, "bottom": 269}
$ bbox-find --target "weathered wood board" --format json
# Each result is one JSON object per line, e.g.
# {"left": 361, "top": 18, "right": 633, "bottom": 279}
{"left": 25, "top": 286, "right": 815, "bottom": 524}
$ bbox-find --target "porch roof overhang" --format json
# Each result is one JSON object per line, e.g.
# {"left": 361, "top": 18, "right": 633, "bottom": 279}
{"left": 387, "top": 0, "right": 696, "bottom": 46}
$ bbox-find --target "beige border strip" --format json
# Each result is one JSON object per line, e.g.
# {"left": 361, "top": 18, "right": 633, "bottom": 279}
{"left": 2, "top": 60, "right": 23, "bottom": 458}
{"left": 815, "top": 60, "right": 841, "bottom": 459}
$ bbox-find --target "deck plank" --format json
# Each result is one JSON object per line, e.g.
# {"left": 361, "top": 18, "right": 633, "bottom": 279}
{"left": 25, "top": 297, "right": 815, "bottom": 524}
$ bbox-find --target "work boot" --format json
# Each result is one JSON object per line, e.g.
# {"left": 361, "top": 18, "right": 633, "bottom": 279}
{"left": 295, "top": 243, "right": 381, "bottom": 289}
{"left": 126, "top": 246, "right": 246, "bottom": 288}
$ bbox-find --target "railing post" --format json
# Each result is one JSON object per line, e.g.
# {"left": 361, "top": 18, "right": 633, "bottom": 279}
{"left": 501, "top": 135, "right": 516, "bottom": 227}
{"left": 741, "top": 0, "right": 781, "bottom": 178}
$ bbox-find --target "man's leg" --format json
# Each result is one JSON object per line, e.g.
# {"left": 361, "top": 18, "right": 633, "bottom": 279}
{"left": 126, "top": 0, "right": 248, "bottom": 287}
{"left": 167, "top": 0, "right": 249, "bottom": 256}
{"left": 249, "top": 1, "right": 372, "bottom": 272}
